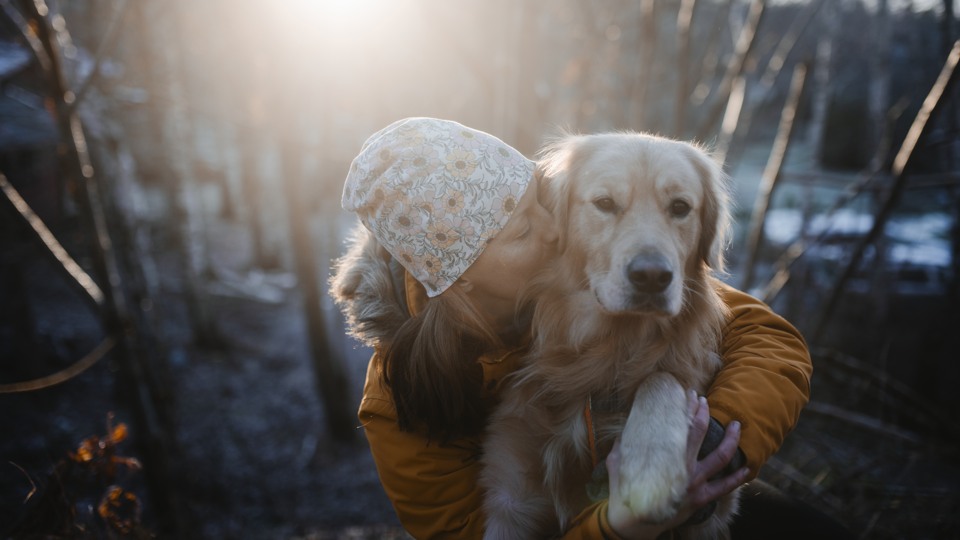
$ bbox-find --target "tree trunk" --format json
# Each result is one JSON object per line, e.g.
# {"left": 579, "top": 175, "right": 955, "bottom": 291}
{"left": 868, "top": 0, "right": 892, "bottom": 172}
{"left": 673, "top": 0, "right": 698, "bottom": 136}
{"left": 631, "top": 0, "right": 659, "bottom": 130}
{"left": 277, "top": 123, "right": 355, "bottom": 442}
{"left": 272, "top": 5, "right": 355, "bottom": 441}
{"left": 148, "top": 1, "right": 220, "bottom": 347}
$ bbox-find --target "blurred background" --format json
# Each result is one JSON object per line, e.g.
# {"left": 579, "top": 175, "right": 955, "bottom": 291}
{"left": 1, "top": 0, "right": 958, "bottom": 538}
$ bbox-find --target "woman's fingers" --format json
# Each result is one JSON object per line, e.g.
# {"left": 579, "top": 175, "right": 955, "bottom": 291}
{"left": 688, "top": 465, "right": 749, "bottom": 509}
{"left": 692, "top": 420, "right": 741, "bottom": 486}
{"left": 684, "top": 398, "right": 748, "bottom": 513}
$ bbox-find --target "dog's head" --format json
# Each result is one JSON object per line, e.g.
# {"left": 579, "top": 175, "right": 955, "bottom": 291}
{"left": 538, "top": 132, "right": 730, "bottom": 317}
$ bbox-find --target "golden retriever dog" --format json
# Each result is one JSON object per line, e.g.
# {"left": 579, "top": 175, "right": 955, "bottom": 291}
{"left": 480, "top": 132, "right": 738, "bottom": 539}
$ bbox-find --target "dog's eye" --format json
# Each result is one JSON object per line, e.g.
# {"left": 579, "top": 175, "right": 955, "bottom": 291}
{"left": 593, "top": 197, "right": 617, "bottom": 213}
{"left": 669, "top": 199, "right": 691, "bottom": 218}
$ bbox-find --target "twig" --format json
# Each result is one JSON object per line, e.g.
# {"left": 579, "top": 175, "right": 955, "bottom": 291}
{"left": 0, "top": 336, "right": 117, "bottom": 393}
{"left": 758, "top": 0, "right": 826, "bottom": 88}
{"left": 815, "top": 348, "right": 960, "bottom": 439}
{"left": 68, "top": 0, "right": 131, "bottom": 114}
{"left": 764, "top": 454, "right": 846, "bottom": 509}
{"left": 721, "top": 0, "right": 825, "bottom": 170}
{"left": 691, "top": 0, "right": 735, "bottom": 108}
{"left": 0, "top": 0, "right": 51, "bottom": 72}
{"left": 8, "top": 461, "right": 37, "bottom": 503}
{"left": 803, "top": 401, "right": 925, "bottom": 445}
{"left": 758, "top": 167, "right": 882, "bottom": 302}
{"left": 0, "top": 172, "right": 105, "bottom": 309}
{"left": 713, "top": 74, "right": 746, "bottom": 165}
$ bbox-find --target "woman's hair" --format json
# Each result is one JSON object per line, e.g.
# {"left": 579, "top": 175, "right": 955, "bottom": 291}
{"left": 380, "top": 284, "right": 504, "bottom": 441}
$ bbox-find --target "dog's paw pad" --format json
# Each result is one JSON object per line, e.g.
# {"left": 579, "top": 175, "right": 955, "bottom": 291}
{"left": 618, "top": 462, "right": 687, "bottom": 522}
{"left": 621, "top": 480, "right": 684, "bottom": 522}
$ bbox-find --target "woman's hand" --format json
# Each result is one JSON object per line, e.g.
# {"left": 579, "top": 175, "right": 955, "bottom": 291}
{"left": 606, "top": 391, "right": 749, "bottom": 538}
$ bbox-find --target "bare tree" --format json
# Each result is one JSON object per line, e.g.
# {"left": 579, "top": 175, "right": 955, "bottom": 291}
{"left": 144, "top": 2, "right": 220, "bottom": 347}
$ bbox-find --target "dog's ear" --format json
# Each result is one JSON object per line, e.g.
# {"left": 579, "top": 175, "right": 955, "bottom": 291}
{"left": 536, "top": 134, "right": 580, "bottom": 251}
{"left": 684, "top": 145, "right": 731, "bottom": 272}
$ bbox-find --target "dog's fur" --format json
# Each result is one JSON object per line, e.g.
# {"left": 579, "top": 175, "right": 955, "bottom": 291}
{"left": 480, "top": 132, "right": 738, "bottom": 539}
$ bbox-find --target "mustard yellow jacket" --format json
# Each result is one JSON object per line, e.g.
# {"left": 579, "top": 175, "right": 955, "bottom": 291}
{"left": 356, "top": 277, "right": 811, "bottom": 539}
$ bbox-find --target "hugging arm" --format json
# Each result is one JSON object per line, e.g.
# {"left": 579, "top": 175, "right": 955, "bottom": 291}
{"left": 707, "top": 281, "right": 813, "bottom": 480}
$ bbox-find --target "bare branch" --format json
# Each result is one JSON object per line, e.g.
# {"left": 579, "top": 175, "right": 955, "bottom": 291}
{"left": 0, "top": 0, "right": 51, "bottom": 72}
{"left": 0, "top": 336, "right": 116, "bottom": 393}
{"left": 0, "top": 173, "right": 105, "bottom": 309}
{"left": 813, "top": 40, "right": 960, "bottom": 342}
{"left": 69, "top": 0, "right": 131, "bottom": 113}
{"left": 739, "top": 62, "right": 808, "bottom": 291}
{"left": 803, "top": 402, "right": 924, "bottom": 445}
{"left": 695, "top": 0, "right": 765, "bottom": 142}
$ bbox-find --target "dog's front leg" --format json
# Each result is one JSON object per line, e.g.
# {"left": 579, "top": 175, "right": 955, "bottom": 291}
{"left": 481, "top": 401, "right": 555, "bottom": 540}
{"left": 617, "top": 372, "right": 690, "bottom": 523}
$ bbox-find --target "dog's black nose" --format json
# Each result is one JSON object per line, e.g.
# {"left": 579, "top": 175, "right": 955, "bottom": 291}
{"left": 627, "top": 254, "right": 673, "bottom": 294}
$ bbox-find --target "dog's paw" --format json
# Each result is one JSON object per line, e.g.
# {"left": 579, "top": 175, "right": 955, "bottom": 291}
{"left": 615, "top": 372, "right": 691, "bottom": 522}
{"left": 617, "top": 445, "right": 688, "bottom": 523}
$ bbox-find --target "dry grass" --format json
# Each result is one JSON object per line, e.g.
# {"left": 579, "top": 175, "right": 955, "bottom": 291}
{"left": 762, "top": 349, "right": 960, "bottom": 540}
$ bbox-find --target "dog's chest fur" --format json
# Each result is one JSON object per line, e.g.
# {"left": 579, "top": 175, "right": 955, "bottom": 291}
{"left": 507, "top": 269, "right": 726, "bottom": 512}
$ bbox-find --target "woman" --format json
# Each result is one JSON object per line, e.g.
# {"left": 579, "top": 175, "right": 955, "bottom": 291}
{"left": 332, "top": 118, "right": 838, "bottom": 539}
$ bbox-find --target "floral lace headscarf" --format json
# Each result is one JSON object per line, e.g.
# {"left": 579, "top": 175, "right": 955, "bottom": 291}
{"left": 342, "top": 117, "right": 535, "bottom": 297}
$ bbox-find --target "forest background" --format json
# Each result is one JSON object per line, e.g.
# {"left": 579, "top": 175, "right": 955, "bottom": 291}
{"left": 1, "top": 0, "right": 959, "bottom": 538}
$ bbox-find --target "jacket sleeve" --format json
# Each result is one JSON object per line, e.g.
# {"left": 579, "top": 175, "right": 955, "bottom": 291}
{"left": 359, "top": 355, "right": 623, "bottom": 540}
{"left": 706, "top": 281, "right": 813, "bottom": 480}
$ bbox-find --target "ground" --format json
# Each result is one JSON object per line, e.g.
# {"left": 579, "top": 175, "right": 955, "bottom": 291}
{"left": 0, "top": 216, "right": 403, "bottom": 538}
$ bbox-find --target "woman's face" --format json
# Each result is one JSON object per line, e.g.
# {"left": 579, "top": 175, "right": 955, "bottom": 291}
{"left": 460, "top": 177, "right": 557, "bottom": 322}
